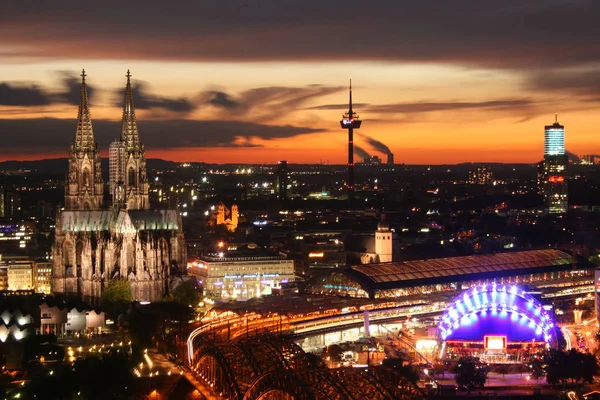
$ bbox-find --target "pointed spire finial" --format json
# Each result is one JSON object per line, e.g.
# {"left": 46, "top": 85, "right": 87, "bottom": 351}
{"left": 126, "top": 69, "right": 131, "bottom": 83}
{"left": 81, "top": 69, "right": 87, "bottom": 82}
{"left": 349, "top": 79, "right": 353, "bottom": 115}
{"left": 555, "top": 113, "right": 558, "bottom": 123}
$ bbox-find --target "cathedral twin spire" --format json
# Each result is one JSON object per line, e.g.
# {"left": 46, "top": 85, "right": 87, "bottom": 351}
{"left": 66, "top": 69, "right": 147, "bottom": 211}
{"left": 121, "top": 70, "right": 141, "bottom": 152}
{"left": 74, "top": 69, "right": 95, "bottom": 152}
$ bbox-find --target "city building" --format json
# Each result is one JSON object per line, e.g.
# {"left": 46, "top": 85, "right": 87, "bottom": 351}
{"left": 275, "top": 160, "right": 289, "bottom": 201}
{"left": 0, "top": 265, "right": 7, "bottom": 290}
{"left": 34, "top": 262, "right": 52, "bottom": 295}
{"left": 539, "top": 116, "right": 568, "bottom": 213}
{"left": 108, "top": 139, "right": 125, "bottom": 197}
{"left": 468, "top": 166, "right": 494, "bottom": 185}
{"left": 5, "top": 192, "right": 21, "bottom": 217}
{"left": 0, "top": 187, "right": 4, "bottom": 218}
{"left": 0, "top": 223, "right": 34, "bottom": 251}
{"left": 196, "top": 252, "right": 295, "bottom": 300}
{"left": 209, "top": 202, "right": 238, "bottom": 232}
{"left": 7, "top": 262, "right": 33, "bottom": 290}
{"left": 52, "top": 70, "right": 186, "bottom": 304}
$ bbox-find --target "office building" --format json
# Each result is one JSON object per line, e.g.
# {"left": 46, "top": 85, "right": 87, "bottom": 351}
{"left": 275, "top": 160, "right": 289, "bottom": 201}
{"left": 7, "top": 262, "right": 33, "bottom": 291}
{"left": 109, "top": 139, "right": 126, "bottom": 199}
{"left": 539, "top": 116, "right": 568, "bottom": 213}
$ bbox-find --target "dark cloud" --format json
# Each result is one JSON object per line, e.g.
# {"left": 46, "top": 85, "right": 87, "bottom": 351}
{"left": 0, "top": 118, "right": 323, "bottom": 154}
{"left": 56, "top": 71, "right": 97, "bottom": 105}
{"left": 0, "top": 72, "right": 98, "bottom": 107}
{"left": 202, "top": 85, "right": 344, "bottom": 122}
{"left": 206, "top": 91, "right": 239, "bottom": 109}
{"left": 1, "top": 1, "right": 598, "bottom": 69}
{"left": 0, "top": 83, "right": 52, "bottom": 106}
{"left": 310, "top": 99, "right": 534, "bottom": 114}
{"left": 306, "top": 103, "right": 370, "bottom": 111}
{"left": 527, "top": 68, "right": 600, "bottom": 97}
{"left": 114, "top": 82, "right": 194, "bottom": 112}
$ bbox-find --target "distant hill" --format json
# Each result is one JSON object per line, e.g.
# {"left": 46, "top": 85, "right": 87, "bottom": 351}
{"left": 0, "top": 158, "right": 179, "bottom": 175}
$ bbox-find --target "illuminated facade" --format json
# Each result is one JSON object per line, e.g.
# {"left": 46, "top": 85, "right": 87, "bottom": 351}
{"left": 439, "top": 284, "right": 556, "bottom": 362}
{"left": 53, "top": 71, "right": 186, "bottom": 303}
{"left": 200, "top": 254, "right": 295, "bottom": 300}
{"left": 210, "top": 202, "right": 238, "bottom": 232}
{"left": 7, "top": 263, "right": 33, "bottom": 290}
{"left": 540, "top": 116, "right": 568, "bottom": 213}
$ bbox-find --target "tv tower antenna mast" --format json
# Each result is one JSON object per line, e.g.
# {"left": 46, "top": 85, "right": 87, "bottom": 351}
{"left": 340, "top": 80, "right": 362, "bottom": 204}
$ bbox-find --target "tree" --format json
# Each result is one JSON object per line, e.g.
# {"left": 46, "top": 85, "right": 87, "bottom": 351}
{"left": 101, "top": 278, "right": 133, "bottom": 317}
{"left": 529, "top": 357, "right": 545, "bottom": 382}
{"left": 381, "top": 357, "right": 420, "bottom": 383}
{"left": 454, "top": 356, "right": 489, "bottom": 393}
{"left": 171, "top": 280, "right": 200, "bottom": 307}
{"left": 544, "top": 349, "right": 599, "bottom": 385}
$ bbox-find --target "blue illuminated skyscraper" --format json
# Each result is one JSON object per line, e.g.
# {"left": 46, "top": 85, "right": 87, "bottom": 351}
{"left": 539, "top": 115, "right": 568, "bottom": 213}
{"left": 544, "top": 115, "right": 565, "bottom": 156}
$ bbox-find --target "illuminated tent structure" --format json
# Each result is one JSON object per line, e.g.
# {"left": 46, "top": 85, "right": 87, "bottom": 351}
{"left": 438, "top": 283, "right": 557, "bottom": 361}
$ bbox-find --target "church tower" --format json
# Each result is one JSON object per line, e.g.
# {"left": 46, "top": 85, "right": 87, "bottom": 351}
{"left": 375, "top": 215, "right": 393, "bottom": 263}
{"left": 120, "top": 70, "right": 150, "bottom": 210}
{"left": 64, "top": 70, "right": 104, "bottom": 210}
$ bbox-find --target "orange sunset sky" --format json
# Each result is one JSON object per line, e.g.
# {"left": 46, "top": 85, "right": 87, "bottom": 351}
{"left": 1, "top": 1, "right": 600, "bottom": 165}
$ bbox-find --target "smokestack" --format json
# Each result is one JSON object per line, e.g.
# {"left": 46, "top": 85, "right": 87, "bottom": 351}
{"left": 387, "top": 153, "right": 394, "bottom": 165}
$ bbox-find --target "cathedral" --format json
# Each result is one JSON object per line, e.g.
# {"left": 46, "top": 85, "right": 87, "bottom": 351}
{"left": 52, "top": 70, "right": 186, "bottom": 304}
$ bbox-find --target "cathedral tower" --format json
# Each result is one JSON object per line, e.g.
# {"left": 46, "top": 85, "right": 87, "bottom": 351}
{"left": 64, "top": 70, "right": 104, "bottom": 210}
{"left": 120, "top": 70, "right": 150, "bottom": 210}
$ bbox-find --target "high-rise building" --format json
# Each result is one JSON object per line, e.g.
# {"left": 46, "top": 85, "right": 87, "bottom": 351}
{"left": 544, "top": 118, "right": 565, "bottom": 156}
{"left": 5, "top": 193, "right": 20, "bottom": 217}
{"left": 275, "top": 160, "right": 289, "bottom": 201}
{"left": 53, "top": 70, "right": 186, "bottom": 304}
{"left": 108, "top": 139, "right": 125, "bottom": 201}
{"left": 0, "top": 187, "right": 4, "bottom": 218}
{"left": 539, "top": 116, "right": 568, "bottom": 213}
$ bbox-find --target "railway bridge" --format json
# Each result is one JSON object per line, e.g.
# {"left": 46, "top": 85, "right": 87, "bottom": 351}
{"left": 188, "top": 334, "right": 423, "bottom": 400}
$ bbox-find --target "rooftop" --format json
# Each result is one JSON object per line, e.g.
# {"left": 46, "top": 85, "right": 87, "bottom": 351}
{"left": 350, "top": 249, "right": 579, "bottom": 287}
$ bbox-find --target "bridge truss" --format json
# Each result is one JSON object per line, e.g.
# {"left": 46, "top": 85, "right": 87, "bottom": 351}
{"left": 189, "top": 334, "right": 423, "bottom": 400}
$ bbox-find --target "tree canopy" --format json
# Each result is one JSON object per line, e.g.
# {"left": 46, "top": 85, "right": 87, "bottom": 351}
{"left": 100, "top": 278, "right": 133, "bottom": 317}
{"left": 454, "top": 356, "right": 488, "bottom": 393}
{"left": 544, "top": 349, "right": 599, "bottom": 385}
{"left": 171, "top": 280, "right": 200, "bottom": 307}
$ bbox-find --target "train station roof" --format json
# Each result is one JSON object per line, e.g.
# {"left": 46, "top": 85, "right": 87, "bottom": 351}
{"left": 346, "top": 249, "right": 585, "bottom": 291}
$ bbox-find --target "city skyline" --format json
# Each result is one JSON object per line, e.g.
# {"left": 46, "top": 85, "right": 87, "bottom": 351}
{"left": 2, "top": 1, "right": 600, "bottom": 164}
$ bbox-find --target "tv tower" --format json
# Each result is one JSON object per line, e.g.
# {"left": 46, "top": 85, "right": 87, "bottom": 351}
{"left": 340, "top": 80, "right": 362, "bottom": 203}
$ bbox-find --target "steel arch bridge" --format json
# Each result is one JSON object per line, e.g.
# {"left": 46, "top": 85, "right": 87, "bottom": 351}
{"left": 188, "top": 334, "right": 424, "bottom": 400}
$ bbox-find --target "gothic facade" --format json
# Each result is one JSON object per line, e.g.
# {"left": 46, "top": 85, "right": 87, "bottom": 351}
{"left": 53, "top": 70, "right": 186, "bottom": 304}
